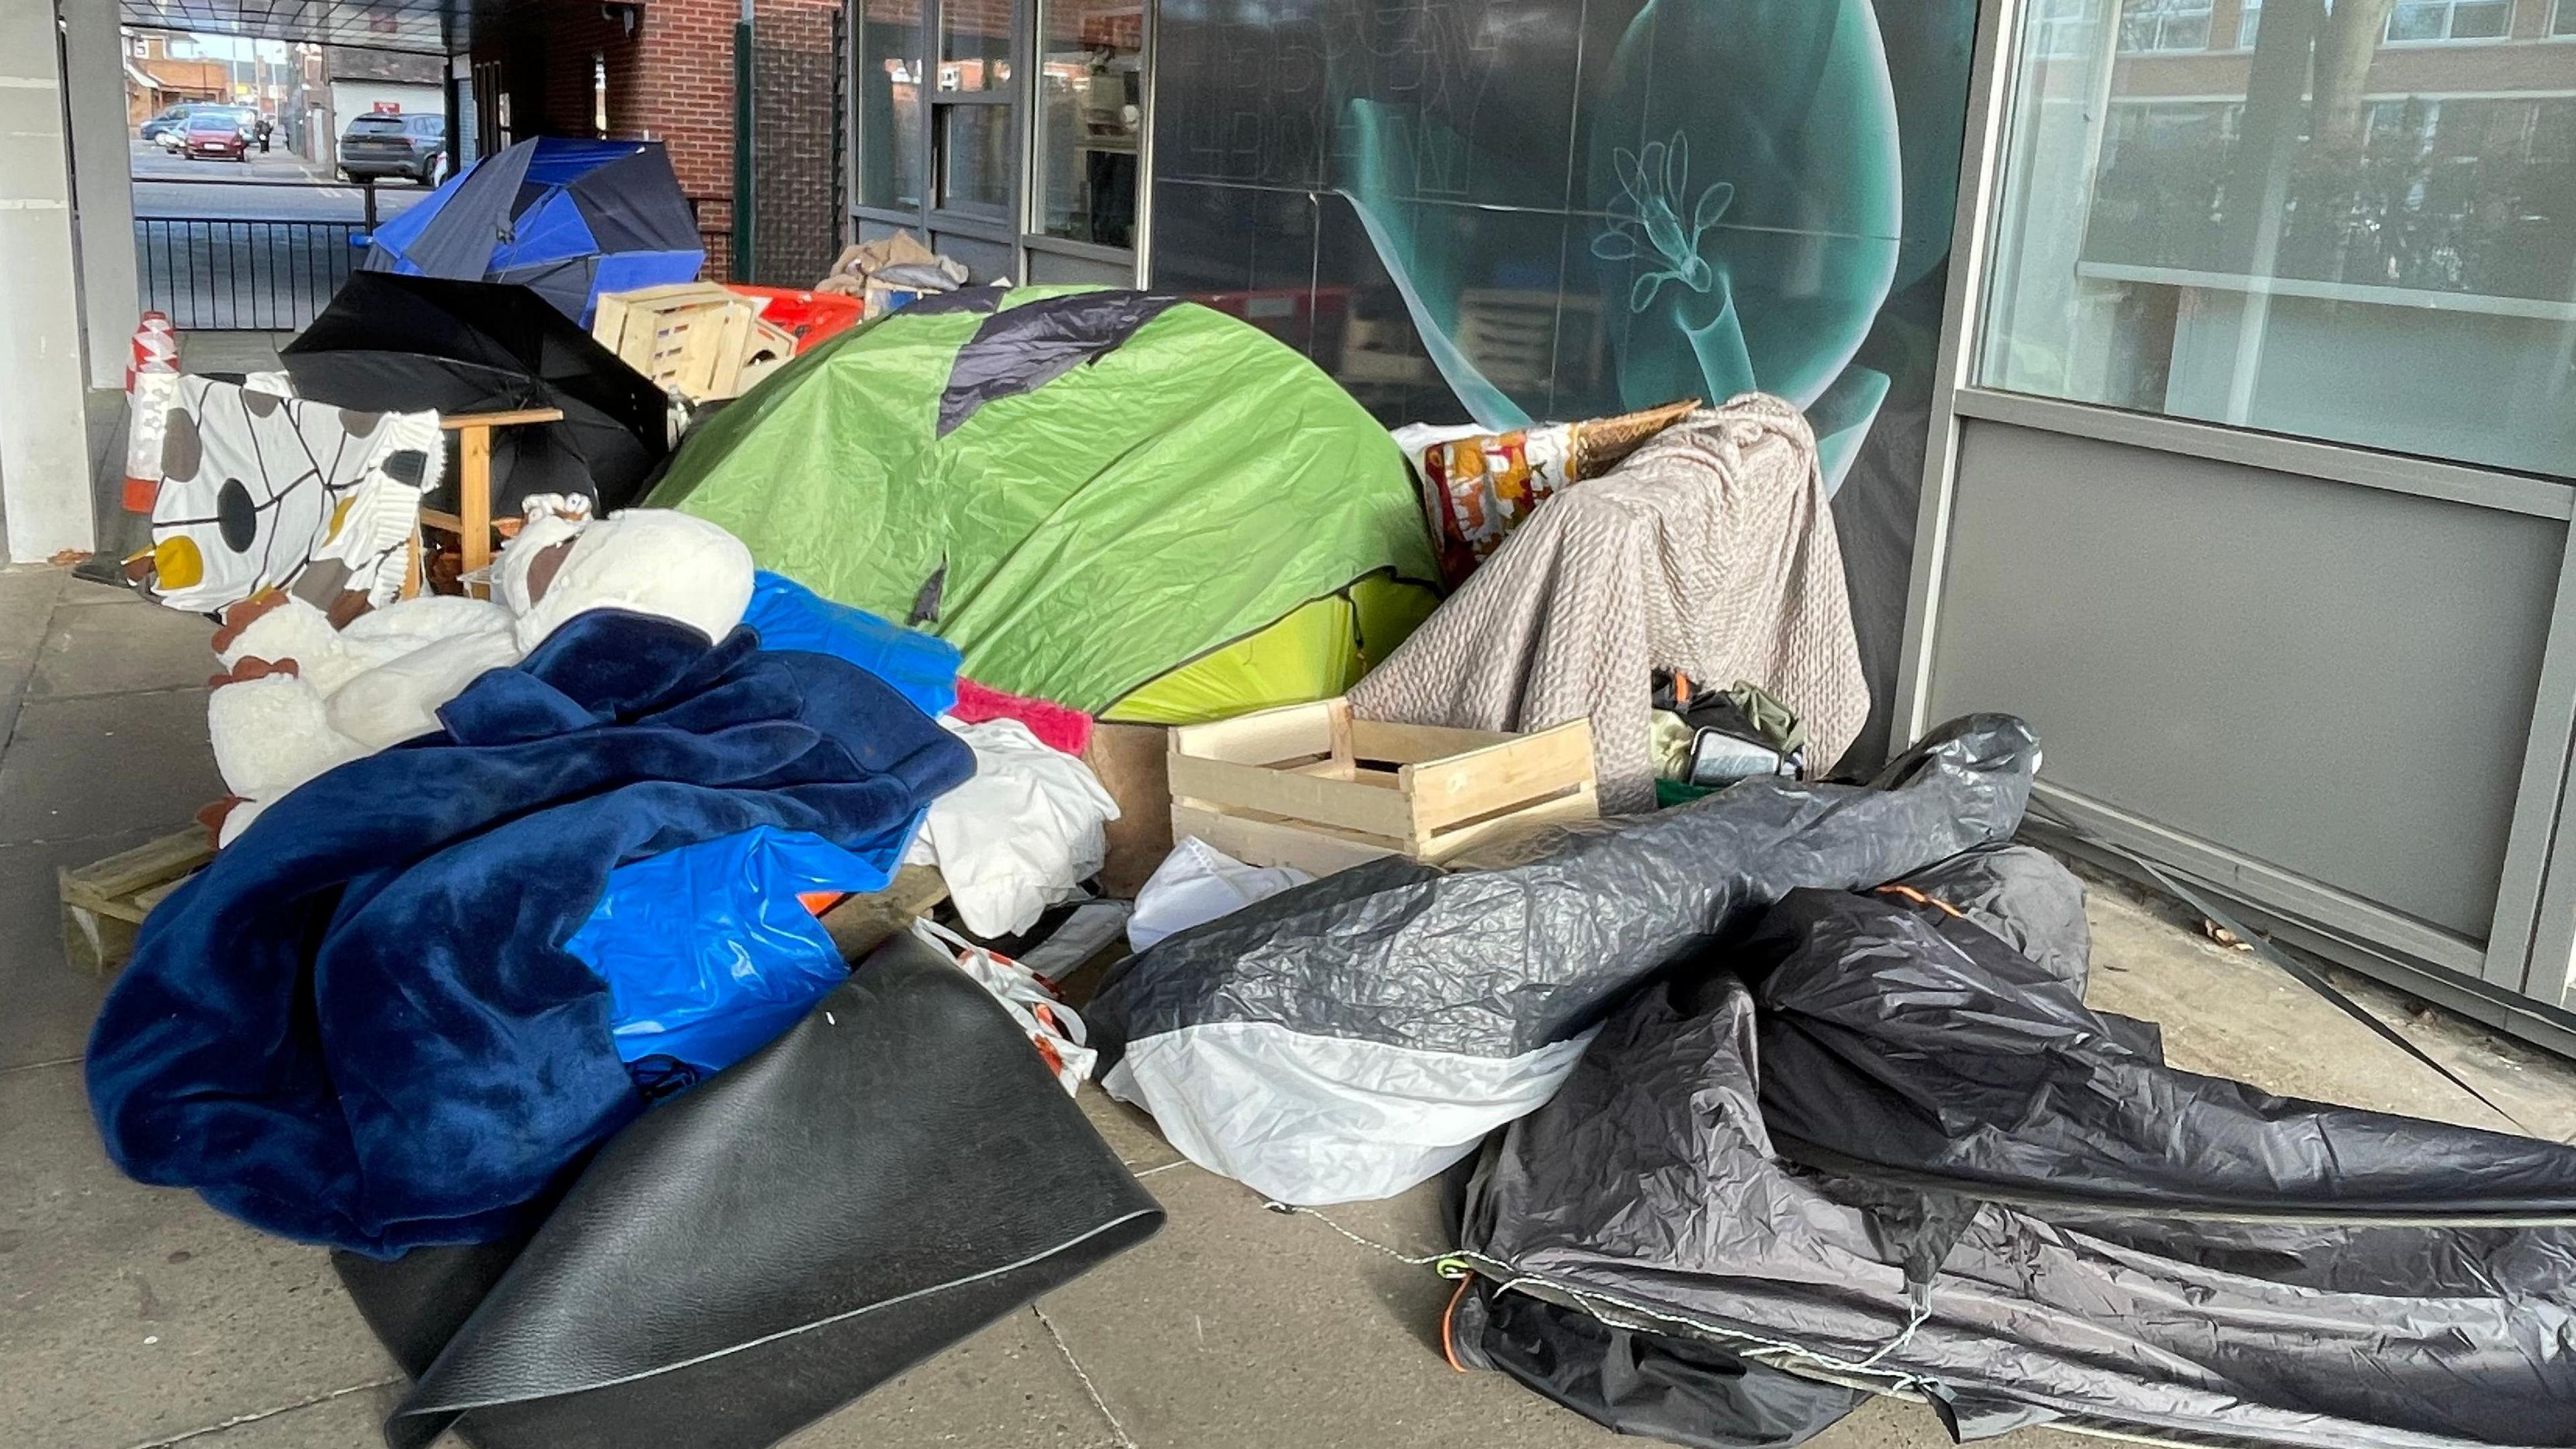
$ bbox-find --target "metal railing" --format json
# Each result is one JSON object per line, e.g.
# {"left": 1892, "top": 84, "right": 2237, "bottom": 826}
{"left": 128, "top": 176, "right": 407, "bottom": 331}
{"left": 134, "top": 215, "right": 364, "bottom": 331}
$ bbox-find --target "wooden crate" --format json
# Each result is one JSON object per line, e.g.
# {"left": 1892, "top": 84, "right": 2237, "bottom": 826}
{"left": 1167, "top": 700, "right": 1597, "bottom": 875}
{"left": 58, "top": 828, "right": 215, "bottom": 975}
{"left": 592, "top": 283, "right": 796, "bottom": 402}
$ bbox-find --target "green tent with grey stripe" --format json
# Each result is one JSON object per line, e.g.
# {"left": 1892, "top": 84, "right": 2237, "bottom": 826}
{"left": 647, "top": 286, "right": 1441, "bottom": 723}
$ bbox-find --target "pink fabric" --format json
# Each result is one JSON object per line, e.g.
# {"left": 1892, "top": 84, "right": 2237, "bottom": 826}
{"left": 953, "top": 678, "right": 1093, "bottom": 755}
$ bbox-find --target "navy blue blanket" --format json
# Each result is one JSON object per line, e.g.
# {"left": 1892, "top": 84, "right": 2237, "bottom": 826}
{"left": 87, "top": 610, "right": 974, "bottom": 1256}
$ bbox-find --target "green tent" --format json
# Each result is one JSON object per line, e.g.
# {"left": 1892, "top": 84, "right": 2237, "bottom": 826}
{"left": 647, "top": 286, "right": 1440, "bottom": 723}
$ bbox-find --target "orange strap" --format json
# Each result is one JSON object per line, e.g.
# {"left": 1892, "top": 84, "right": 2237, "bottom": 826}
{"left": 1875, "top": 883, "right": 1966, "bottom": 919}
{"left": 1439, "top": 1275, "right": 1474, "bottom": 1373}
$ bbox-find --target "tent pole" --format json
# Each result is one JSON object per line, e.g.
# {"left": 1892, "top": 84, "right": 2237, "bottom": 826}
{"left": 733, "top": 0, "right": 755, "bottom": 283}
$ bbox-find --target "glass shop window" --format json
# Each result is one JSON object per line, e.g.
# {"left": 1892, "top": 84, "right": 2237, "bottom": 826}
{"left": 857, "top": 0, "right": 926, "bottom": 210}
{"left": 1032, "top": 0, "right": 1143, "bottom": 248}
{"left": 1978, "top": 0, "right": 2576, "bottom": 479}
{"left": 938, "top": 0, "right": 1012, "bottom": 90}
{"left": 938, "top": 103, "right": 1012, "bottom": 212}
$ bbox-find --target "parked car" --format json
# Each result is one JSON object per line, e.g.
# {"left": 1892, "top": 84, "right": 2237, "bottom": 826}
{"left": 140, "top": 103, "right": 253, "bottom": 144}
{"left": 182, "top": 114, "right": 250, "bottom": 162}
{"left": 338, "top": 113, "right": 446, "bottom": 186}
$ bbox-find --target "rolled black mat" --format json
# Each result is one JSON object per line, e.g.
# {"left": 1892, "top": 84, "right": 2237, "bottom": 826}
{"left": 335, "top": 934, "right": 1165, "bottom": 1449}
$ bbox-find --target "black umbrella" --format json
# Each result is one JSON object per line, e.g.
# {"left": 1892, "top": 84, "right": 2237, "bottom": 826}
{"left": 282, "top": 272, "right": 669, "bottom": 514}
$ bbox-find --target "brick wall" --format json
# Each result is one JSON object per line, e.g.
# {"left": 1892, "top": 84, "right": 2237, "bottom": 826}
{"left": 749, "top": 0, "right": 846, "bottom": 284}
{"left": 468, "top": 0, "right": 850, "bottom": 283}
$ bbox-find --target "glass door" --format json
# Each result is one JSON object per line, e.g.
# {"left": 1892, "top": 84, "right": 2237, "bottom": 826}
{"left": 848, "top": 0, "right": 1145, "bottom": 283}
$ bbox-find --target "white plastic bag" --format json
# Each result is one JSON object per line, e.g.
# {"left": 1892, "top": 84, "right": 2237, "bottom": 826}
{"left": 906, "top": 716, "right": 1120, "bottom": 937}
{"left": 911, "top": 918, "right": 1096, "bottom": 1095}
{"left": 1127, "top": 837, "right": 1312, "bottom": 952}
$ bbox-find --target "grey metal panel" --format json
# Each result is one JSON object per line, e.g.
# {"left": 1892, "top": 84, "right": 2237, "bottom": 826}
{"left": 928, "top": 231, "right": 1016, "bottom": 283}
{"left": 1024, "top": 248, "right": 1137, "bottom": 286}
{"left": 1926, "top": 418, "right": 2564, "bottom": 943}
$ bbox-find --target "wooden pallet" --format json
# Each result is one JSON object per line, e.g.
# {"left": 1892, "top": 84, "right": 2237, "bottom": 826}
{"left": 1168, "top": 699, "right": 1597, "bottom": 876}
{"left": 59, "top": 828, "right": 215, "bottom": 975}
{"left": 592, "top": 283, "right": 796, "bottom": 402}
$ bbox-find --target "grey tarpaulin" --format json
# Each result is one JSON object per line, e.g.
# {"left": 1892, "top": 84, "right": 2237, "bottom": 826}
{"left": 1086, "top": 714, "right": 2041, "bottom": 1205}
{"left": 1455, "top": 845, "right": 2576, "bottom": 1448}
{"left": 1446, "top": 1280, "right": 1864, "bottom": 1448}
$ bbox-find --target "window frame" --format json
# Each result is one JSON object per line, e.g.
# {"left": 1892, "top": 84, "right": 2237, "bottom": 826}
{"left": 2116, "top": 0, "right": 2216, "bottom": 54}
{"left": 1025, "top": 0, "right": 1148, "bottom": 255}
{"left": 2379, "top": 0, "right": 2517, "bottom": 44}
{"left": 847, "top": 0, "right": 1150, "bottom": 280}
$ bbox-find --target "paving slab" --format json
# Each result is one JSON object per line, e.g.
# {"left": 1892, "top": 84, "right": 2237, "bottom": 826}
{"left": 154, "top": 1379, "right": 407, "bottom": 1449}
{"left": 1034, "top": 1163, "right": 1620, "bottom": 1449}
{"left": 0, "top": 672, "right": 25, "bottom": 765}
{"left": 0, "top": 830, "right": 164, "bottom": 1071}
{"left": 784, "top": 1308, "right": 1119, "bottom": 1449}
{"left": 2080, "top": 868, "right": 2576, "bottom": 1140}
{"left": 1077, "top": 1084, "right": 1184, "bottom": 1173}
{"left": 0, "top": 688, "right": 220, "bottom": 846}
{"left": 0, "top": 564, "right": 63, "bottom": 657}
{"left": 30, "top": 594, "right": 218, "bottom": 698}
{"left": 0, "top": 1063, "right": 399, "bottom": 1449}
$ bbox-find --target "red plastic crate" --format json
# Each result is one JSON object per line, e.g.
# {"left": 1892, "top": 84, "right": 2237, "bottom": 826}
{"left": 725, "top": 286, "right": 864, "bottom": 354}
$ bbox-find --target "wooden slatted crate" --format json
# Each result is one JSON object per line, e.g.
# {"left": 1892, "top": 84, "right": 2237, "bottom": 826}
{"left": 58, "top": 828, "right": 215, "bottom": 975}
{"left": 592, "top": 283, "right": 797, "bottom": 402}
{"left": 1167, "top": 699, "right": 1597, "bottom": 876}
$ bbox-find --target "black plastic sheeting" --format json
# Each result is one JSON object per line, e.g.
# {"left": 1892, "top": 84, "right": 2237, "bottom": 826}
{"left": 335, "top": 936, "right": 1163, "bottom": 1449}
{"left": 1457, "top": 843, "right": 2576, "bottom": 1448}
{"left": 1446, "top": 1279, "right": 1862, "bottom": 1448}
{"left": 1754, "top": 875, "right": 2576, "bottom": 1224}
{"left": 1093, "top": 714, "right": 2042, "bottom": 1062}
{"left": 284, "top": 272, "right": 670, "bottom": 514}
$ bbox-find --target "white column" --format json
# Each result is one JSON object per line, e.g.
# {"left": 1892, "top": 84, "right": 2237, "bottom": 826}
{"left": 0, "top": 3, "right": 98, "bottom": 561}
{"left": 65, "top": 0, "right": 138, "bottom": 391}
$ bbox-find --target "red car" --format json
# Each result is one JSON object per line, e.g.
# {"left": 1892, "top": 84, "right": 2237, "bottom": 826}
{"left": 184, "top": 115, "right": 248, "bottom": 162}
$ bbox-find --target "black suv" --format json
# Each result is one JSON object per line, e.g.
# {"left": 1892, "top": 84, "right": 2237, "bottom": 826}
{"left": 339, "top": 113, "right": 446, "bottom": 185}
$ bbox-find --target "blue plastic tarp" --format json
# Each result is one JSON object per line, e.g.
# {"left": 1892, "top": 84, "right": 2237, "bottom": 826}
{"left": 569, "top": 826, "right": 904, "bottom": 1078}
{"left": 743, "top": 571, "right": 963, "bottom": 718}
{"left": 570, "top": 582, "right": 965, "bottom": 1077}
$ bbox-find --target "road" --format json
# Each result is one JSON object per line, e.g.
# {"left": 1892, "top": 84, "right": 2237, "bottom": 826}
{"left": 129, "top": 140, "right": 433, "bottom": 223}
{"left": 128, "top": 138, "right": 441, "bottom": 329}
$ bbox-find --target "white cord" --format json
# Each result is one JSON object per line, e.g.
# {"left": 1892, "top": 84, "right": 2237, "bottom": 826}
{"left": 1263, "top": 1201, "right": 1453, "bottom": 1266}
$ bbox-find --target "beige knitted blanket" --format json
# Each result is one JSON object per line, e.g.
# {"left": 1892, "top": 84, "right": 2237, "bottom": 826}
{"left": 1349, "top": 394, "right": 1868, "bottom": 812}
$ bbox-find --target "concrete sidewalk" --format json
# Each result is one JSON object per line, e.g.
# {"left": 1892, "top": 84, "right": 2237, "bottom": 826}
{"left": 5, "top": 559, "right": 2573, "bottom": 1449}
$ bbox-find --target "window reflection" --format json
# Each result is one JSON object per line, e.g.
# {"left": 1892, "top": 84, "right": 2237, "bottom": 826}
{"left": 858, "top": 0, "right": 924, "bottom": 209}
{"left": 939, "top": 103, "right": 1012, "bottom": 212}
{"left": 1034, "top": 0, "right": 1142, "bottom": 250}
{"left": 940, "top": 0, "right": 1012, "bottom": 90}
{"left": 1980, "top": 0, "right": 2576, "bottom": 478}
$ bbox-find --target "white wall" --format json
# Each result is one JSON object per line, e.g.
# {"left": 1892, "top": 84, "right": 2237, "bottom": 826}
{"left": 327, "top": 80, "right": 443, "bottom": 125}
{"left": 0, "top": 1, "right": 99, "bottom": 561}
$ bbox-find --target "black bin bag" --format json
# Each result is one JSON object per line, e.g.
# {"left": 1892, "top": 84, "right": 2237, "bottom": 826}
{"left": 335, "top": 934, "right": 1165, "bottom": 1449}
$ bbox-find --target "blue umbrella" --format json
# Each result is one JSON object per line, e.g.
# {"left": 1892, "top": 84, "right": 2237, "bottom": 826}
{"left": 364, "top": 137, "right": 706, "bottom": 326}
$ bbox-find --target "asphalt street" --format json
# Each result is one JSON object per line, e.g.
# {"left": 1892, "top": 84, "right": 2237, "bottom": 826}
{"left": 128, "top": 139, "right": 439, "bottom": 329}
{"left": 129, "top": 140, "right": 433, "bottom": 223}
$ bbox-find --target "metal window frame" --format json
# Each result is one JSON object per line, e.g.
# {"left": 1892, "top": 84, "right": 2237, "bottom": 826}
{"left": 1017, "top": 0, "right": 1148, "bottom": 278}
{"left": 1897, "top": 0, "right": 2576, "bottom": 1032}
{"left": 846, "top": 0, "right": 1146, "bottom": 282}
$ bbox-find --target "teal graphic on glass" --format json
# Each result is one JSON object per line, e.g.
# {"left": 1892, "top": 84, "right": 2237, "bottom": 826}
{"left": 1337, "top": 0, "right": 1911, "bottom": 490}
